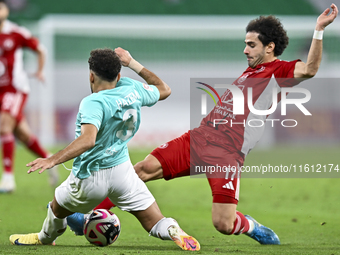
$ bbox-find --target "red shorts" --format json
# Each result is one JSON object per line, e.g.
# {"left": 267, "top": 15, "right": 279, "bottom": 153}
{"left": 0, "top": 91, "right": 28, "bottom": 123}
{"left": 151, "top": 126, "right": 244, "bottom": 204}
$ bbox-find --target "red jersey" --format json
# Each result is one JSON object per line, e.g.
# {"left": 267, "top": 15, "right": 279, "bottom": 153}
{"left": 0, "top": 20, "right": 39, "bottom": 94}
{"left": 199, "top": 59, "right": 301, "bottom": 155}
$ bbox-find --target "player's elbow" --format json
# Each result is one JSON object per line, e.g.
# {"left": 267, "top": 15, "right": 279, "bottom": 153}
{"left": 304, "top": 70, "right": 317, "bottom": 78}
{"left": 84, "top": 139, "right": 96, "bottom": 150}
{"left": 304, "top": 66, "right": 318, "bottom": 78}
{"left": 159, "top": 84, "right": 171, "bottom": 100}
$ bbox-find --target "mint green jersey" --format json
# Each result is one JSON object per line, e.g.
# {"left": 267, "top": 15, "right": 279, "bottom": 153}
{"left": 72, "top": 77, "right": 160, "bottom": 179}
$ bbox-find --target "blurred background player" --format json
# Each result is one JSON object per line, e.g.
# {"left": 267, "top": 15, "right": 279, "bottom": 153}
{"left": 0, "top": 0, "right": 58, "bottom": 193}
{"left": 70, "top": 4, "right": 338, "bottom": 245}
{"left": 9, "top": 47, "right": 200, "bottom": 251}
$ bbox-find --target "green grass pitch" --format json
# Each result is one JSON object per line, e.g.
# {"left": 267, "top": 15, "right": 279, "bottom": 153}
{"left": 0, "top": 145, "right": 339, "bottom": 254}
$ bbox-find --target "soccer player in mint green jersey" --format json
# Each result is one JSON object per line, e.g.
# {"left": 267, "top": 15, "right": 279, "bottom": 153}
{"left": 9, "top": 47, "right": 200, "bottom": 251}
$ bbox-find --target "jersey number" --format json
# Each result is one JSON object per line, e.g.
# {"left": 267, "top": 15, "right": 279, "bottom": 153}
{"left": 116, "top": 109, "right": 138, "bottom": 141}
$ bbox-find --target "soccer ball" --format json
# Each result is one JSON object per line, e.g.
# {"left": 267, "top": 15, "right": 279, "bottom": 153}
{"left": 83, "top": 209, "right": 121, "bottom": 247}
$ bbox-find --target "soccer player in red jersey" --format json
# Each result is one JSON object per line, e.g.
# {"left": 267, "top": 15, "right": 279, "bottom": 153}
{"left": 67, "top": 4, "right": 338, "bottom": 244}
{"left": 133, "top": 5, "right": 338, "bottom": 244}
{"left": 0, "top": 0, "right": 58, "bottom": 193}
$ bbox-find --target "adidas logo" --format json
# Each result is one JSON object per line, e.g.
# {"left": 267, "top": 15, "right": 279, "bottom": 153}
{"left": 222, "top": 181, "right": 234, "bottom": 190}
{"left": 99, "top": 224, "right": 110, "bottom": 233}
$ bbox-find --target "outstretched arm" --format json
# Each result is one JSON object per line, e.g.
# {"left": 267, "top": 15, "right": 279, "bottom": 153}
{"left": 294, "top": 4, "right": 338, "bottom": 79}
{"left": 33, "top": 44, "right": 46, "bottom": 82}
{"left": 26, "top": 124, "right": 97, "bottom": 174}
{"left": 114, "top": 47, "right": 171, "bottom": 100}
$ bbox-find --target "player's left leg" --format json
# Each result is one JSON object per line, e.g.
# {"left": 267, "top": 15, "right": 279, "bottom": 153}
{"left": 10, "top": 169, "right": 110, "bottom": 245}
{"left": 14, "top": 118, "right": 59, "bottom": 186}
{"left": 208, "top": 171, "right": 280, "bottom": 244}
{"left": 211, "top": 201, "right": 280, "bottom": 244}
{"left": 202, "top": 140, "right": 280, "bottom": 244}
{"left": 112, "top": 161, "right": 199, "bottom": 251}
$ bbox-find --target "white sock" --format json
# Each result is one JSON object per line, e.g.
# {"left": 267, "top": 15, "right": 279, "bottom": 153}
{"left": 149, "top": 217, "right": 179, "bottom": 240}
{"left": 38, "top": 202, "right": 67, "bottom": 244}
{"left": 1, "top": 172, "right": 14, "bottom": 181}
{"left": 246, "top": 218, "right": 255, "bottom": 234}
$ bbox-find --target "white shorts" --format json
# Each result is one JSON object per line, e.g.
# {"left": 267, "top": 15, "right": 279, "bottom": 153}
{"left": 55, "top": 160, "right": 155, "bottom": 213}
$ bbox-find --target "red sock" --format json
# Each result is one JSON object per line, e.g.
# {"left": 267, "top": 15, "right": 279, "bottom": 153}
{"left": 94, "top": 197, "right": 115, "bottom": 210}
{"left": 26, "top": 136, "right": 48, "bottom": 158}
{"left": 229, "top": 211, "right": 250, "bottom": 235}
{"left": 1, "top": 134, "right": 15, "bottom": 173}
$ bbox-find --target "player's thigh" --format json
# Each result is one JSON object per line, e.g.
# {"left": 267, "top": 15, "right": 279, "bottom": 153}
{"left": 134, "top": 154, "right": 164, "bottom": 181}
{"left": 55, "top": 172, "right": 109, "bottom": 214}
{"left": 108, "top": 161, "right": 155, "bottom": 212}
{"left": 0, "top": 92, "right": 27, "bottom": 133}
{"left": 13, "top": 118, "right": 32, "bottom": 143}
{"left": 203, "top": 147, "right": 244, "bottom": 204}
{"left": 0, "top": 112, "right": 16, "bottom": 133}
{"left": 148, "top": 131, "right": 191, "bottom": 180}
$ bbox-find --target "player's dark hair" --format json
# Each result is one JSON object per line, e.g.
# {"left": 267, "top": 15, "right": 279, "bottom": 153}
{"left": 88, "top": 48, "right": 121, "bottom": 82}
{"left": 246, "top": 15, "right": 289, "bottom": 57}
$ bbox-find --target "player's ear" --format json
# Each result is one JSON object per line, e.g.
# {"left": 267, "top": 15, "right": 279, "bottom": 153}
{"left": 89, "top": 71, "right": 95, "bottom": 83}
{"left": 116, "top": 73, "right": 121, "bottom": 82}
{"left": 266, "top": 42, "right": 275, "bottom": 55}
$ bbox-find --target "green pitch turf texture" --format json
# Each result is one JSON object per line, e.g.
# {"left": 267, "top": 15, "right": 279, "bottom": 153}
{"left": 0, "top": 145, "right": 339, "bottom": 255}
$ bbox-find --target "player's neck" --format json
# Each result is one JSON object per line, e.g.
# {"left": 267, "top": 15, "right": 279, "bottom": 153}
{"left": 255, "top": 56, "right": 277, "bottom": 68}
{"left": 92, "top": 82, "right": 117, "bottom": 93}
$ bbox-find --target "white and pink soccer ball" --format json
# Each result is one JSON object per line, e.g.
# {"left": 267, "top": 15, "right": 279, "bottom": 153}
{"left": 83, "top": 209, "right": 121, "bottom": 247}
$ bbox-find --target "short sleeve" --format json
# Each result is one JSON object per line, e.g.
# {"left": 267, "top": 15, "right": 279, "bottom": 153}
{"left": 132, "top": 80, "right": 160, "bottom": 107}
{"left": 275, "top": 59, "right": 301, "bottom": 87}
{"left": 22, "top": 36, "right": 39, "bottom": 50}
{"left": 78, "top": 98, "right": 103, "bottom": 130}
{"left": 14, "top": 26, "right": 39, "bottom": 50}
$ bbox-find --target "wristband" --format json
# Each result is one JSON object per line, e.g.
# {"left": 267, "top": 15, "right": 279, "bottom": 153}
{"left": 313, "top": 30, "right": 324, "bottom": 40}
{"left": 128, "top": 58, "right": 144, "bottom": 74}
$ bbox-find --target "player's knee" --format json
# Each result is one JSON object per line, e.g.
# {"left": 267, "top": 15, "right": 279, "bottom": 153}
{"left": 213, "top": 219, "right": 234, "bottom": 235}
{"left": 0, "top": 124, "right": 13, "bottom": 135}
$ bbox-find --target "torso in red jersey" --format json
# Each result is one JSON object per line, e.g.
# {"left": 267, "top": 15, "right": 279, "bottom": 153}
{"left": 199, "top": 59, "right": 301, "bottom": 155}
{"left": 0, "top": 20, "right": 39, "bottom": 94}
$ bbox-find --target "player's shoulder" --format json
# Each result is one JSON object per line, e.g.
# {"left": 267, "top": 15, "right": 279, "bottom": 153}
{"left": 117, "top": 77, "right": 140, "bottom": 87}
{"left": 274, "top": 59, "right": 301, "bottom": 65}
{"left": 81, "top": 93, "right": 103, "bottom": 106}
{"left": 2, "top": 20, "right": 32, "bottom": 38}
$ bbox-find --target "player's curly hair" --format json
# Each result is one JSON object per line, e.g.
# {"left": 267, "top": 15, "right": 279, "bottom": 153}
{"left": 88, "top": 48, "right": 121, "bottom": 82}
{"left": 246, "top": 16, "right": 289, "bottom": 57}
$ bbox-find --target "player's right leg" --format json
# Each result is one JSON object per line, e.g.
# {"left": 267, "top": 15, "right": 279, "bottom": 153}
{"left": 130, "top": 201, "right": 200, "bottom": 251}
{"left": 111, "top": 161, "right": 200, "bottom": 251}
{"left": 135, "top": 131, "right": 192, "bottom": 182}
{"left": 0, "top": 111, "right": 16, "bottom": 193}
